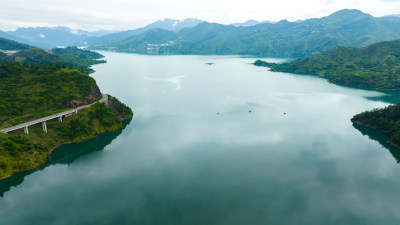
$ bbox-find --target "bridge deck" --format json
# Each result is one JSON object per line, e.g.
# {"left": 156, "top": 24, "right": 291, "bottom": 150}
{"left": 0, "top": 94, "right": 108, "bottom": 134}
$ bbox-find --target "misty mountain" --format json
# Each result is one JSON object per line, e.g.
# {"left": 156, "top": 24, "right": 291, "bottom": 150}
{"left": 7, "top": 27, "right": 90, "bottom": 48}
{"left": 6, "top": 27, "right": 119, "bottom": 48}
{"left": 144, "top": 18, "right": 204, "bottom": 32}
{"left": 85, "top": 18, "right": 203, "bottom": 46}
{"left": 232, "top": 20, "right": 262, "bottom": 27}
{"left": 0, "top": 37, "right": 32, "bottom": 51}
{"left": 96, "top": 9, "right": 400, "bottom": 58}
{"left": 382, "top": 14, "right": 400, "bottom": 18}
{"left": 232, "top": 20, "right": 274, "bottom": 27}
{"left": 0, "top": 31, "right": 20, "bottom": 41}
{"left": 0, "top": 30, "right": 37, "bottom": 47}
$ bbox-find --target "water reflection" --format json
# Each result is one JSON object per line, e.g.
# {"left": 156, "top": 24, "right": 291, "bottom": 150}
{"left": 352, "top": 122, "right": 400, "bottom": 163}
{"left": 0, "top": 119, "right": 131, "bottom": 197}
{"left": 365, "top": 90, "right": 400, "bottom": 104}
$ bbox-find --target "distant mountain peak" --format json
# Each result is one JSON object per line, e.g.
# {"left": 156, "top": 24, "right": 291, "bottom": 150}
{"left": 232, "top": 20, "right": 261, "bottom": 27}
{"left": 149, "top": 18, "right": 204, "bottom": 32}
{"left": 327, "top": 9, "right": 372, "bottom": 19}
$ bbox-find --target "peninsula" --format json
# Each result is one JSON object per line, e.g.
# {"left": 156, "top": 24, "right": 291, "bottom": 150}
{"left": 254, "top": 39, "right": 400, "bottom": 90}
{"left": 0, "top": 38, "right": 133, "bottom": 179}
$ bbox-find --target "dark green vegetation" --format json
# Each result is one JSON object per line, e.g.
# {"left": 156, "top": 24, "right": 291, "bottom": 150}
{"left": 52, "top": 47, "right": 106, "bottom": 73}
{"left": 255, "top": 39, "right": 400, "bottom": 90}
{"left": 0, "top": 99, "right": 133, "bottom": 179}
{"left": 0, "top": 37, "right": 32, "bottom": 50}
{"left": 93, "top": 10, "right": 400, "bottom": 58}
{"left": 0, "top": 63, "right": 100, "bottom": 129}
{"left": 0, "top": 42, "right": 105, "bottom": 73}
{"left": 352, "top": 104, "right": 400, "bottom": 148}
{"left": 0, "top": 38, "right": 132, "bottom": 180}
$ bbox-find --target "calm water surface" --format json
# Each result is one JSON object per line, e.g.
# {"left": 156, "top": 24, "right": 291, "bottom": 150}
{"left": 1, "top": 53, "right": 400, "bottom": 224}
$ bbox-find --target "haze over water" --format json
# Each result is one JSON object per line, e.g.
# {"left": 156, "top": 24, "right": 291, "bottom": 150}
{"left": 1, "top": 52, "right": 400, "bottom": 224}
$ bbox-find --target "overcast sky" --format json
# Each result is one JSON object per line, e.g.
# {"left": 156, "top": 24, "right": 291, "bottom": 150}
{"left": 1, "top": 0, "right": 400, "bottom": 31}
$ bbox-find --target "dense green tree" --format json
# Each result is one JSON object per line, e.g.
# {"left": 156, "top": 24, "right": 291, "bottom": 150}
{"left": 0, "top": 101, "right": 133, "bottom": 179}
{"left": 0, "top": 37, "right": 32, "bottom": 50}
{"left": 255, "top": 39, "right": 400, "bottom": 90}
{"left": 353, "top": 104, "right": 400, "bottom": 147}
{"left": 0, "top": 63, "right": 100, "bottom": 128}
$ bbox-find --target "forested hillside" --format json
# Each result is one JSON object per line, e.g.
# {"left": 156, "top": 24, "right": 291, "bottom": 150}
{"left": 0, "top": 44, "right": 105, "bottom": 73}
{"left": 0, "top": 37, "right": 32, "bottom": 50}
{"left": 352, "top": 104, "right": 400, "bottom": 147}
{"left": 93, "top": 9, "right": 400, "bottom": 58}
{"left": 0, "top": 41, "right": 132, "bottom": 180}
{"left": 0, "top": 97, "right": 132, "bottom": 179}
{"left": 0, "top": 63, "right": 100, "bottom": 129}
{"left": 254, "top": 39, "right": 400, "bottom": 90}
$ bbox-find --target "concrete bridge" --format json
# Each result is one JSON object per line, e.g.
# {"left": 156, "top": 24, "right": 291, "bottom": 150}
{"left": 0, "top": 94, "right": 108, "bottom": 134}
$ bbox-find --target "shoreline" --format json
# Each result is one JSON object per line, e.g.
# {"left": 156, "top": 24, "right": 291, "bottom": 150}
{"left": 351, "top": 119, "right": 400, "bottom": 149}
{"left": 0, "top": 117, "right": 132, "bottom": 181}
{"left": 255, "top": 61, "right": 400, "bottom": 91}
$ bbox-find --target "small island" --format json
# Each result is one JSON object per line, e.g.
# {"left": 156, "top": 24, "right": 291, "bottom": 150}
{"left": 0, "top": 38, "right": 133, "bottom": 179}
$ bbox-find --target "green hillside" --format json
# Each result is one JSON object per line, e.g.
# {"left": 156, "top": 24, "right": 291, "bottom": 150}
{"left": 52, "top": 46, "right": 106, "bottom": 73}
{"left": 352, "top": 104, "right": 400, "bottom": 147}
{"left": 0, "top": 97, "right": 132, "bottom": 179}
{"left": 0, "top": 63, "right": 99, "bottom": 129}
{"left": 0, "top": 40, "right": 132, "bottom": 179}
{"left": 0, "top": 62, "right": 133, "bottom": 179}
{"left": 95, "top": 9, "right": 400, "bottom": 58}
{"left": 0, "top": 37, "right": 32, "bottom": 50}
{"left": 0, "top": 45, "right": 105, "bottom": 73}
{"left": 254, "top": 39, "right": 400, "bottom": 90}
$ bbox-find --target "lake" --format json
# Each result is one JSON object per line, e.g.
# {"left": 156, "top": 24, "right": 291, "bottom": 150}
{"left": 1, "top": 53, "right": 400, "bottom": 224}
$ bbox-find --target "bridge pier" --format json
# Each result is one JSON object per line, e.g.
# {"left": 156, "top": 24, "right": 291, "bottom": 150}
{"left": 42, "top": 121, "right": 47, "bottom": 133}
{"left": 0, "top": 94, "right": 108, "bottom": 134}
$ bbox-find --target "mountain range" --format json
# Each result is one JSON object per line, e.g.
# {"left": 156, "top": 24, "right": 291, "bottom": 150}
{"left": 3, "top": 9, "right": 400, "bottom": 58}
{"left": 5, "top": 26, "right": 118, "bottom": 48}
{"left": 85, "top": 18, "right": 203, "bottom": 46}
{"left": 93, "top": 9, "right": 400, "bottom": 58}
{"left": 0, "top": 18, "right": 204, "bottom": 48}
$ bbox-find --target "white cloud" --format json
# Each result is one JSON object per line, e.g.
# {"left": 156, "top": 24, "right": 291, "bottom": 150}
{"left": 0, "top": 0, "right": 400, "bottom": 31}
